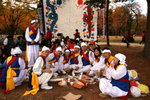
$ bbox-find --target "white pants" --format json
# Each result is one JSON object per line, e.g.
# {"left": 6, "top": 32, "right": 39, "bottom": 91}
{"left": 70, "top": 64, "right": 78, "bottom": 70}
{"left": 99, "top": 78, "right": 128, "bottom": 98}
{"left": 38, "top": 73, "right": 53, "bottom": 87}
{"left": 89, "top": 63, "right": 105, "bottom": 76}
{"left": 75, "top": 65, "right": 91, "bottom": 73}
{"left": 27, "top": 45, "right": 39, "bottom": 68}
{"left": 13, "top": 70, "right": 26, "bottom": 86}
{"left": 50, "top": 62, "right": 59, "bottom": 73}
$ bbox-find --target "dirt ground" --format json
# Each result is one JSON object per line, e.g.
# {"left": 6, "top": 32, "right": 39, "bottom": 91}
{"left": 0, "top": 45, "right": 150, "bottom": 100}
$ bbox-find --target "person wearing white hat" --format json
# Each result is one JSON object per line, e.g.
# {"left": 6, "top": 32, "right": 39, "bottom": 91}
{"left": 1, "top": 47, "right": 26, "bottom": 92}
{"left": 30, "top": 46, "right": 53, "bottom": 90}
{"left": 97, "top": 47, "right": 114, "bottom": 79}
{"left": 70, "top": 45, "right": 82, "bottom": 71}
{"left": 46, "top": 47, "right": 63, "bottom": 73}
{"left": 74, "top": 42, "right": 92, "bottom": 73}
{"left": 25, "top": 19, "right": 40, "bottom": 68}
{"left": 59, "top": 49, "right": 71, "bottom": 74}
{"left": 99, "top": 53, "right": 130, "bottom": 99}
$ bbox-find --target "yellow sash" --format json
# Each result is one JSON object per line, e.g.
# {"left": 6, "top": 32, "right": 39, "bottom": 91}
{"left": 23, "top": 72, "right": 39, "bottom": 96}
{"left": 6, "top": 56, "right": 17, "bottom": 91}
{"left": 106, "top": 56, "right": 114, "bottom": 67}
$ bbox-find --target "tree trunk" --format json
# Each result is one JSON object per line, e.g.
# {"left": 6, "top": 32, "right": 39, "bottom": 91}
{"left": 106, "top": 0, "right": 110, "bottom": 46}
{"left": 143, "top": 1, "right": 150, "bottom": 58}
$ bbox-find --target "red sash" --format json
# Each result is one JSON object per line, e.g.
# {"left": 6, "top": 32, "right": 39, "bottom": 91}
{"left": 54, "top": 53, "right": 58, "bottom": 61}
{"left": 30, "top": 26, "right": 37, "bottom": 35}
{"left": 50, "top": 44, "right": 58, "bottom": 53}
{"left": 39, "top": 55, "right": 46, "bottom": 64}
{"left": 114, "top": 65, "right": 130, "bottom": 99}
{"left": 73, "top": 54, "right": 78, "bottom": 64}
{"left": 7, "top": 56, "right": 18, "bottom": 68}
{"left": 64, "top": 55, "right": 68, "bottom": 63}
{"left": 82, "top": 51, "right": 89, "bottom": 61}
{"left": 119, "top": 78, "right": 130, "bottom": 100}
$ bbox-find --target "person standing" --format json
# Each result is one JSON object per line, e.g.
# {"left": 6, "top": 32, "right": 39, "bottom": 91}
{"left": 25, "top": 19, "right": 40, "bottom": 68}
{"left": 125, "top": 31, "right": 131, "bottom": 48}
{"left": 46, "top": 28, "right": 52, "bottom": 48}
{"left": 140, "top": 31, "right": 146, "bottom": 44}
{"left": 74, "top": 29, "right": 80, "bottom": 40}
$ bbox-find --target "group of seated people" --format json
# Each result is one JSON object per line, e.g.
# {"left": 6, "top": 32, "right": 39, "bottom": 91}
{"left": 0, "top": 39, "right": 130, "bottom": 99}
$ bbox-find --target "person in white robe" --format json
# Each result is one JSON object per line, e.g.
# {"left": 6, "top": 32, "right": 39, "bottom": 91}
{"left": 46, "top": 47, "right": 63, "bottom": 73}
{"left": 3, "top": 47, "right": 26, "bottom": 87}
{"left": 86, "top": 47, "right": 105, "bottom": 76}
{"left": 97, "top": 48, "right": 114, "bottom": 79}
{"left": 75, "top": 42, "right": 92, "bottom": 73}
{"left": 32, "top": 46, "right": 53, "bottom": 90}
{"left": 99, "top": 53, "right": 130, "bottom": 98}
{"left": 70, "top": 45, "right": 82, "bottom": 71}
{"left": 25, "top": 19, "right": 40, "bottom": 68}
{"left": 58, "top": 49, "right": 71, "bottom": 74}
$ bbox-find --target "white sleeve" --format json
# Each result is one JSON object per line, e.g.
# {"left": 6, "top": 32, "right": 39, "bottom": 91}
{"left": 111, "top": 65, "right": 127, "bottom": 80}
{"left": 46, "top": 53, "right": 54, "bottom": 68}
{"left": 78, "top": 55, "right": 83, "bottom": 68}
{"left": 33, "top": 57, "right": 44, "bottom": 75}
{"left": 34, "top": 28, "right": 40, "bottom": 42}
{"left": 18, "top": 58, "right": 26, "bottom": 70}
{"left": 25, "top": 27, "right": 32, "bottom": 42}
{"left": 46, "top": 53, "right": 54, "bottom": 61}
{"left": 89, "top": 51, "right": 94, "bottom": 62}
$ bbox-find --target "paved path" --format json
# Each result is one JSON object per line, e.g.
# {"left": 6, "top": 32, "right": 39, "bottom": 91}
{"left": 96, "top": 42, "right": 144, "bottom": 47}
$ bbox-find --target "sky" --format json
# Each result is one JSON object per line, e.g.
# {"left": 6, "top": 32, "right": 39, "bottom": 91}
{"left": 135, "top": 0, "right": 147, "bottom": 15}
{"left": 110, "top": 0, "right": 147, "bottom": 15}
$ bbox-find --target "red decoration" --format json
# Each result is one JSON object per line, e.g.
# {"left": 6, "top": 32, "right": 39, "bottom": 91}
{"left": 83, "top": 6, "right": 93, "bottom": 38}
{"left": 77, "top": 0, "right": 83, "bottom": 6}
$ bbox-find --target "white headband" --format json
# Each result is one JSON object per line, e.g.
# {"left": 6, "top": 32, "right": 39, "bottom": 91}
{"left": 31, "top": 19, "right": 38, "bottom": 24}
{"left": 56, "top": 47, "right": 62, "bottom": 52}
{"left": 102, "top": 49, "right": 111, "bottom": 54}
{"left": 42, "top": 46, "right": 50, "bottom": 52}
{"left": 65, "top": 50, "right": 70, "bottom": 53}
{"left": 74, "top": 45, "right": 80, "bottom": 49}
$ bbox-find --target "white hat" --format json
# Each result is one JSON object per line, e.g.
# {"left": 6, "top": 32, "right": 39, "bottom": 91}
{"left": 115, "top": 53, "right": 126, "bottom": 64}
{"left": 81, "top": 42, "right": 87, "bottom": 47}
{"left": 61, "top": 41, "right": 64, "bottom": 46}
{"left": 65, "top": 49, "right": 70, "bottom": 53}
{"left": 74, "top": 45, "right": 80, "bottom": 49}
{"left": 42, "top": 46, "right": 50, "bottom": 52}
{"left": 31, "top": 19, "right": 38, "bottom": 24}
{"left": 13, "top": 47, "right": 22, "bottom": 55}
{"left": 56, "top": 47, "right": 62, "bottom": 52}
{"left": 102, "top": 49, "right": 111, "bottom": 54}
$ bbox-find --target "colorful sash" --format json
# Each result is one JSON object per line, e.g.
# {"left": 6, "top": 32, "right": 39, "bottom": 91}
{"left": 29, "top": 26, "right": 37, "bottom": 36}
{"left": 1, "top": 56, "right": 18, "bottom": 94}
{"left": 81, "top": 50, "right": 89, "bottom": 61}
{"left": 105, "top": 56, "right": 114, "bottom": 67}
{"left": 113, "top": 64, "right": 130, "bottom": 99}
{"left": 63, "top": 55, "right": 69, "bottom": 64}
{"left": 48, "top": 53, "right": 58, "bottom": 64}
{"left": 72, "top": 53, "right": 80, "bottom": 64}
{"left": 96, "top": 56, "right": 100, "bottom": 62}
{"left": 23, "top": 55, "right": 46, "bottom": 96}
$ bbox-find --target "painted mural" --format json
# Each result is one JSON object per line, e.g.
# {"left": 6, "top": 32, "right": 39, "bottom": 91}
{"left": 43, "top": 0, "right": 97, "bottom": 41}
